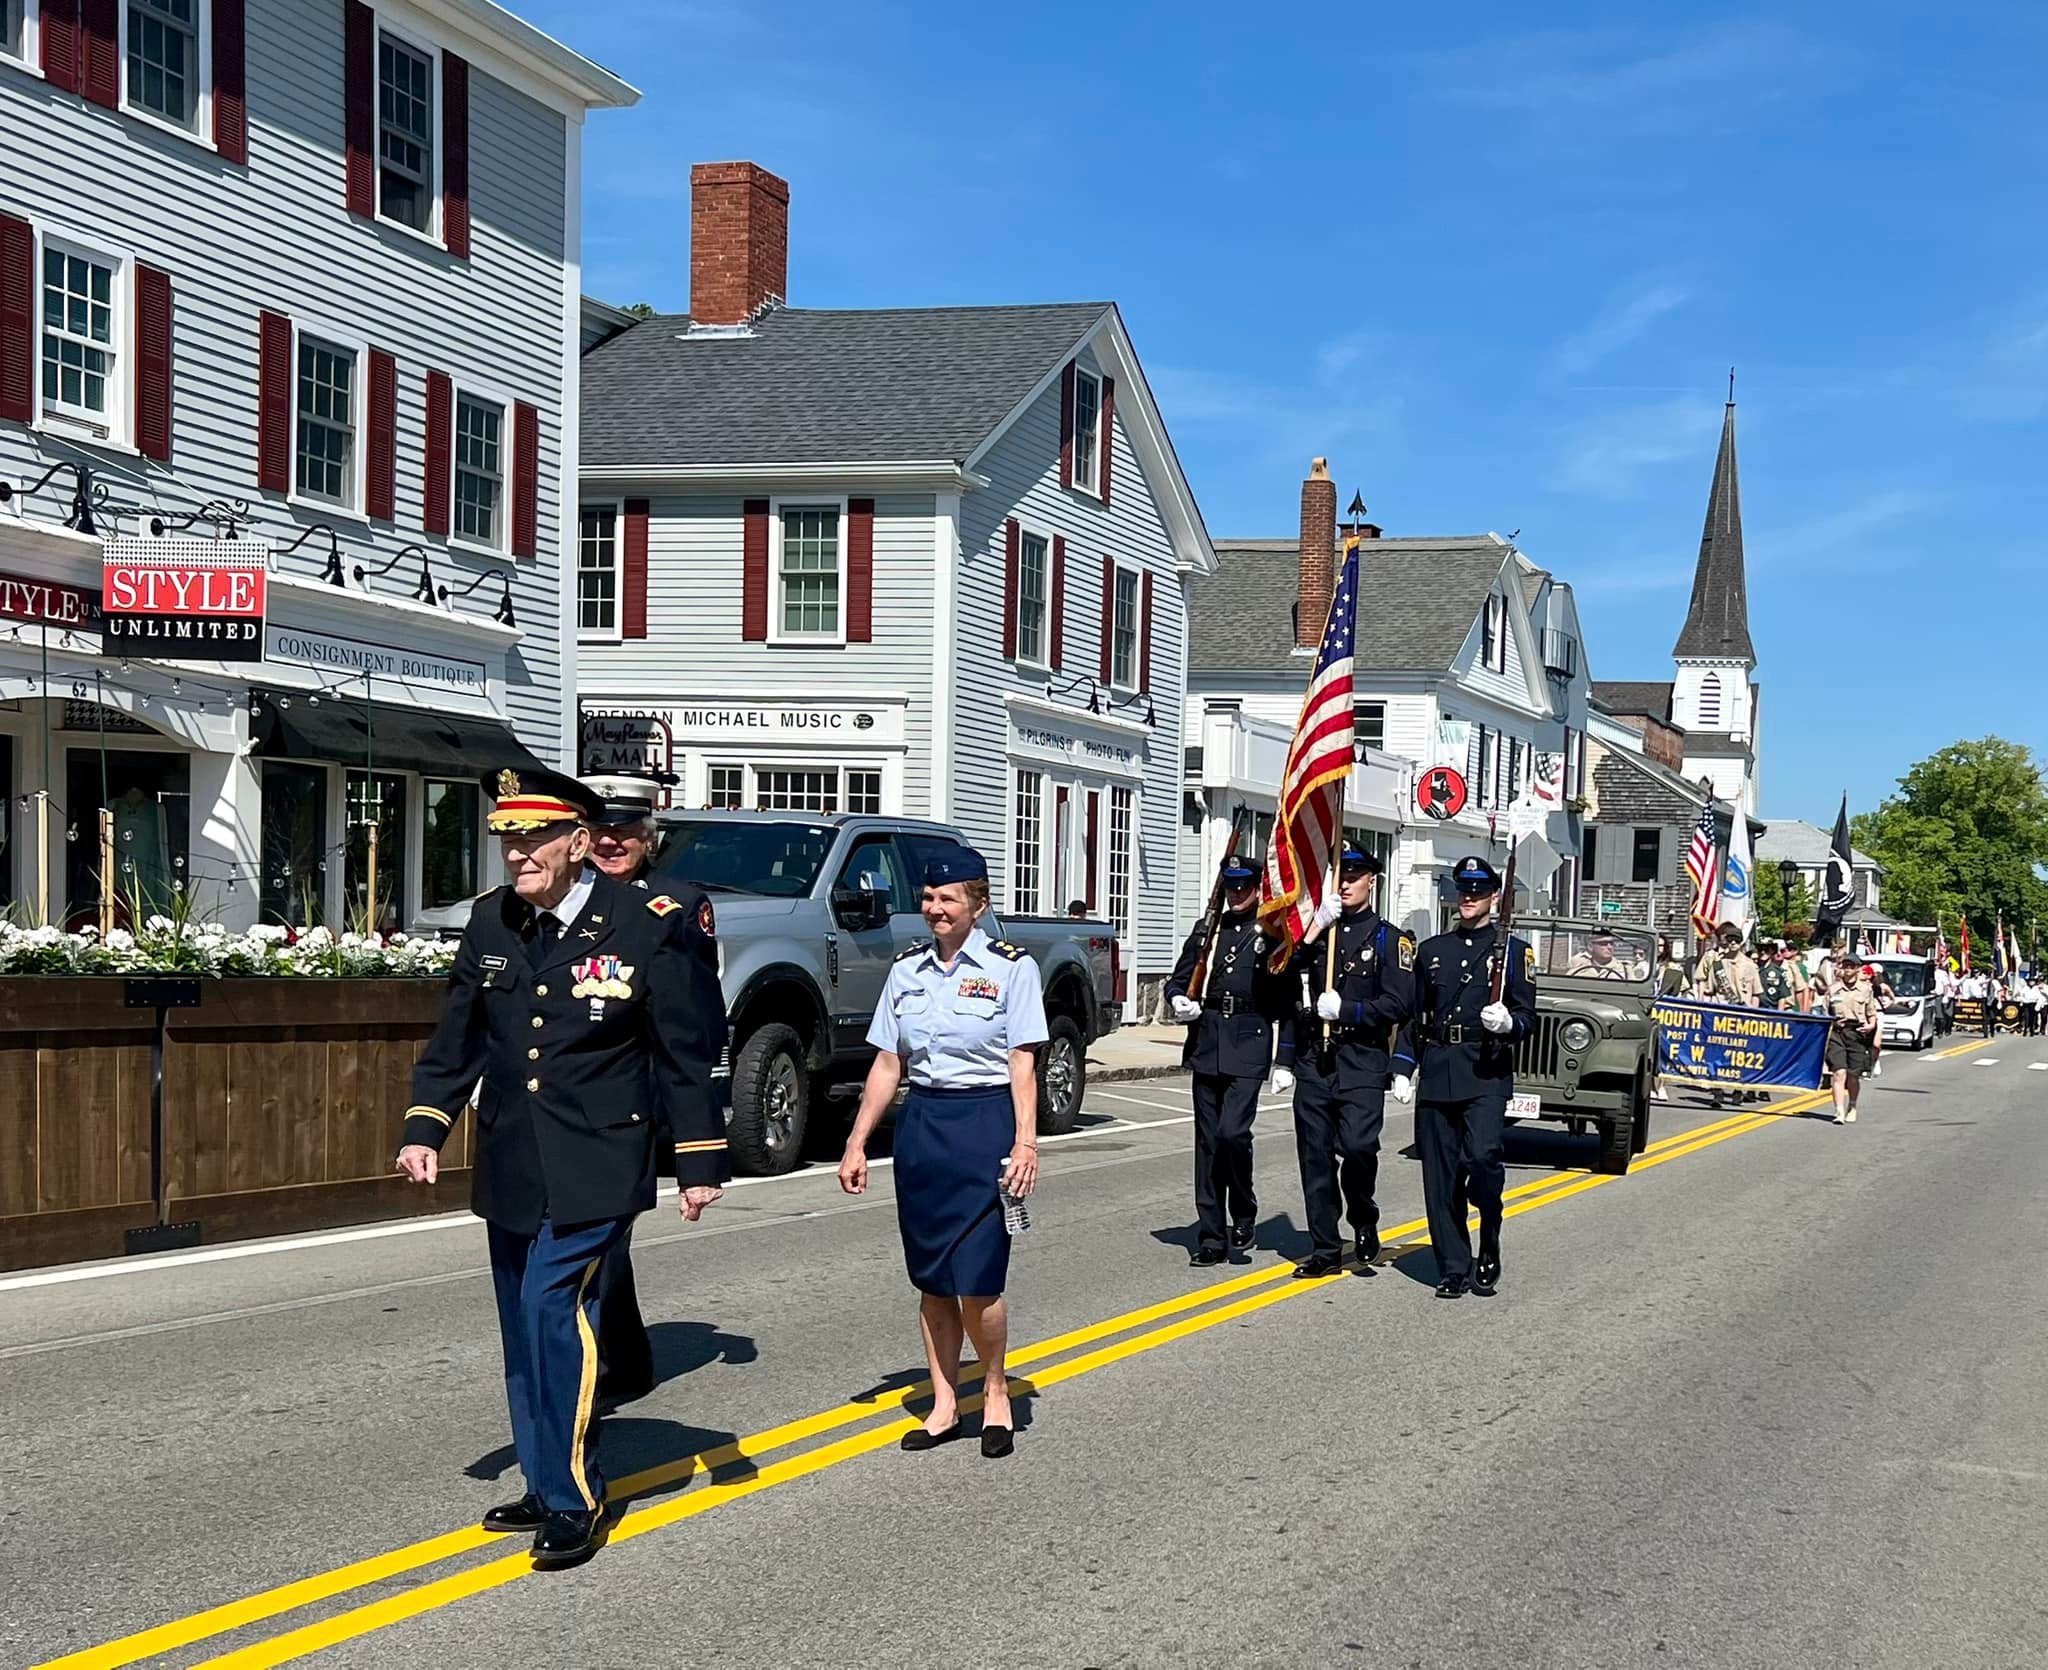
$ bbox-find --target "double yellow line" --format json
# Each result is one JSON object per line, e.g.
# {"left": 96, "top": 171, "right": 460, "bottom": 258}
{"left": 38, "top": 1095, "right": 1827, "bottom": 1670}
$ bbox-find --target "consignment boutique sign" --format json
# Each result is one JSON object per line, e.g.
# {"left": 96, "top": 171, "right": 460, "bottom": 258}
{"left": 101, "top": 539, "right": 267, "bottom": 662}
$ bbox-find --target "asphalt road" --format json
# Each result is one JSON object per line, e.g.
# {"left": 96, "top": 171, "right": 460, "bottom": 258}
{"left": 6, "top": 1034, "right": 2045, "bottom": 1669}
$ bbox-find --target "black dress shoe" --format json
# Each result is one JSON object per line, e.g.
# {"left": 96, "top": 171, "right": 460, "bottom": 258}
{"left": 900, "top": 1422, "right": 962, "bottom": 1452}
{"left": 1435, "top": 1276, "right": 1469, "bottom": 1299}
{"left": 980, "top": 1425, "right": 1015, "bottom": 1459}
{"left": 481, "top": 1493, "right": 547, "bottom": 1534}
{"left": 1474, "top": 1247, "right": 1501, "bottom": 1296}
{"left": 1189, "top": 1247, "right": 1227, "bottom": 1268}
{"left": 531, "top": 1507, "right": 606, "bottom": 1568}
{"left": 1355, "top": 1229, "right": 1381, "bottom": 1266}
{"left": 1292, "top": 1252, "right": 1345, "bottom": 1279}
{"left": 1230, "top": 1222, "right": 1256, "bottom": 1250}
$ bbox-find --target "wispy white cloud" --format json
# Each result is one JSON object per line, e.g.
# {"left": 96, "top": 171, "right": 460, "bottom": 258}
{"left": 1765, "top": 489, "right": 1929, "bottom": 563}
{"left": 1557, "top": 397, "right": 1721, "bottom": 497}
{"left": 1551, "top": 280, "right": 1691, "bottom": 376}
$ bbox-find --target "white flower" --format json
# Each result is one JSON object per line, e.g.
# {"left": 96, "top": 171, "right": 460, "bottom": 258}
{"left": 248, "top": 924, "right": 290, "bottom": 944}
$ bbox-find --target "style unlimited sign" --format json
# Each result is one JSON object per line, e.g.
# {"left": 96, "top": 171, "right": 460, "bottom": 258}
{"left": 101, "top": 552, "right": 267, "bottom": 662}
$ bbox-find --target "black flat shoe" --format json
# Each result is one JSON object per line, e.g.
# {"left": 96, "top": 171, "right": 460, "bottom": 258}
{"left": 1435, "top": 1277, "right": 1468, "bottom": 1300}
{"left": 531, "top": 1507, "right": 606, "bottom": 1569}
{"left": 1292, "top": 1252, "right": 1345, "bottom": 1279}
{"left": 1229, "top": 1223, "right": 1256, "bottom": 1250}
{"left": 980, "top": 1425, "right": 1015, "bottom": 1459}
{"left": 1189, "top": 1247, "right": 1227, "bottom": 1268}
{"left": 899, "top": 1422, "right": 962, "bottom": 1452}
{"left": 481, "top": 1493, "right": 546, "bottom": 1534}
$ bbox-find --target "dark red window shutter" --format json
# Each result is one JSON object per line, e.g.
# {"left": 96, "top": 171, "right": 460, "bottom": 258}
{"left": 79, "top": 0, "right": 117, "bottom": 108}
{"left": 622, "top": 498, "right": 649, "bottom": 639}
{"left": 741, "top": 499, "right": 769, "bottom": 640}
{"left": 443, "top": 54, "right": 471, "bottom": 258}
{"left": 511, "top": 401, "right": 538, "bottom": 559}
{"left": 846, "top": 497, "right": 874, "bottom": 643}
{"left": 1001, "top": 517, "right": 1020, "bottom": 660}
{"left": 343, "top": 0, "right": 375, "bottom": 218}
{"left": 134, "top": 265, "right": 173, "bottom": 462}
{"left": 1098, "top": 376, "right": 1115, "bottom": 506}
{"left": 257, "top": 310, "right": 292, "bottom": 494}
{"left": 41, "top": 0, "right": 81, "bottom": 92}
{"left": 1085, "top": 791, "right": 1100, "bottom": 911}
{"left": 1139, "top": 571, "right": 1155, "bottom": 695}
{"left": 0, "top": 214, "right": 33, "bottom": 426}
{"left": 365, "top": 350, "right": 396, "bottom": 520}
{"left": 1098, "top": 556, "right": 1114, "bottom": 683}
{"left": 422, "top": 370, "right": 452, "bottom": 534}
{"left": 1049, "top": 534, "right": 1067, "bottom": 671}
{"left": 213, "top": 0, "right": 247, "bottom": 163}
{"left": 1058, "top": 362, "right": 1075, "bottom": 490}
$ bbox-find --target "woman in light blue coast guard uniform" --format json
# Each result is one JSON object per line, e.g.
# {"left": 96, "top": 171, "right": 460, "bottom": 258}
{"left": 838, "top": 847, "right": 1047, "bottom": 1459}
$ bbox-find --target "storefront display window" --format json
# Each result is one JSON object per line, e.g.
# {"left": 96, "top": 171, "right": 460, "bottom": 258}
{"left": 65, "top": 749, "right": 190, "bottom": 928}
{"left": 423, "top": 779, "right": 481, "bottom": 910}
{"left": 0, "top": 735, "right": 12, "bottom": 912}
{"left": 260, "top": 761, "right": 328, "bottom": 928}
{"left": 345, "top": 770, "right": 408, "bottom": 933}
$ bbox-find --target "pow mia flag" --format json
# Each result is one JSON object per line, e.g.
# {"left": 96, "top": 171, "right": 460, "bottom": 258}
{"left": 1813, "top": 791, "right": 1855, "bottom": 947}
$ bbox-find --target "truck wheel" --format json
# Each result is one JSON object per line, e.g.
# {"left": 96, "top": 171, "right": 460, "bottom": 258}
{"left": 728, "top": 1023, "right": 809, "bottom": 1176}
{"left": 1629, "top": 1071, "right": 1651, "bottom": 1155}
{"left": 1596, "top": 1108, "right": 1633, "bottom": 1176}
{"left": 1036, "top": 1015, "right": 1086, "bottom": 1136}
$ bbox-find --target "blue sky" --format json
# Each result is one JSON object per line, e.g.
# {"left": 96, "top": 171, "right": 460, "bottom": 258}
{"left": 529, "top": 1, "right": 2046, "bottom": 828}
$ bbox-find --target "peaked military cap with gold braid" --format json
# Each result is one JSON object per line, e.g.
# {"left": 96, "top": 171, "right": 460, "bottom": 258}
{"left": 481, "top": 766, "right": 604, "bottom": 833}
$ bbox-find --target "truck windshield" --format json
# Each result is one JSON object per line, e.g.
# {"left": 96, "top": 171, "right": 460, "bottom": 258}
{"left": 654, "top": 820, "right": 833, "bottom": 898}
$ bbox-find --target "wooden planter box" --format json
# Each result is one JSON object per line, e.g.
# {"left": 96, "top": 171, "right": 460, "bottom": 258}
{"left": 0, "top": 977, "right": 471, "bottom": 1272}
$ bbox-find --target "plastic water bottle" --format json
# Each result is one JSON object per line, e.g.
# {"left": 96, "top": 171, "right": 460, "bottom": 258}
{"left": 999, "top": 1161, "right": 1031, "bottom": 1236}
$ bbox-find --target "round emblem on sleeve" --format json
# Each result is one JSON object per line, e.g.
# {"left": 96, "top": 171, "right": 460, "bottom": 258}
{"left": 698, "top": 898, "right": 717, "bottom": 938}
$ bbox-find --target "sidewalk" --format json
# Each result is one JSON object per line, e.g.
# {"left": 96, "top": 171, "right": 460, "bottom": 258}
{"left": 1087, "top": 1022, "right": 1188, "bottom": 1082}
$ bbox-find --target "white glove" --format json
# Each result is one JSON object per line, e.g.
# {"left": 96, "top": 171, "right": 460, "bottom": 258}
{"left": 1481, "top": 1002, "right": 1514, "bottom": 1035}
{"left": 1269, "top": 1067, "right": 1295, "bottom": 1097}
{"left": 1315, "top": 990, "right": 1343, "bottom": 1022}
{"left": 1311, "top": 894, "right": 1343, "bottom": 930}
{"left": 1170, "top": 994, "right": 1202, "bottom": 1023}
{"left": 1390, "top": 1075, "right": 1415, "bottom": 1106}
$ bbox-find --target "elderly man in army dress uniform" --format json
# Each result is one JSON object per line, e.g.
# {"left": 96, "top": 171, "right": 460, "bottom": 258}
{"left": 1275, "top": 843, "right": 1416, "bottom": 1279}
{"left": 1165, "top": 854, "right": 1294, "bottom": 1267}
{"left": 396, "top": 767, "right": 728, "bottom": 1567}
{"left": 1404, "top": 855, "right": 1537, "bottom": 1300}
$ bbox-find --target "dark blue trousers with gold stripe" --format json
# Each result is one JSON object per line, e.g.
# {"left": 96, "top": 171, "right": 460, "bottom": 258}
{"left": 487, "top": 1214, "right": 632, "bottom": 1514}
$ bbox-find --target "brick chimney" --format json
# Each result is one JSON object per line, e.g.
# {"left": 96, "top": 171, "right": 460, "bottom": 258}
{"left": 690, "top": 162, "right": 790, "bottom": 325}
{"left": 1297, "top": 458, "right": 1336, "bottom": 648}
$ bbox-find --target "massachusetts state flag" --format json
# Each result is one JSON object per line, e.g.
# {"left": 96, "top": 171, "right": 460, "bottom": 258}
{"left": 1260, "top": 537, "right": 1360, "bottom": 971}
{"left": 1685, "top": 802, "right": 1721, "bottom": 938}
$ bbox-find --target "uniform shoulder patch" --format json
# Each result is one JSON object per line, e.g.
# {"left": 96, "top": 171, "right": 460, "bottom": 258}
{"left": 1398, "top": 933, "right": 1416, "bottom": 971}
{"left": 895, "top": 940, "right": 933, "bottom": 963}
{"left": 987, "top": 939, "right": 1027, "bottom": 962}
{"left": 647, "top": 895, "right": 683, "bottom": 917}
{"left": 697, "top": 897, "right": 716, "bottom": 938}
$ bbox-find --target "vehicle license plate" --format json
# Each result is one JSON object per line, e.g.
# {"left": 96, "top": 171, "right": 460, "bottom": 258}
{"left": 1505, "top": 1093, "right": 1542, "bottom": 1118}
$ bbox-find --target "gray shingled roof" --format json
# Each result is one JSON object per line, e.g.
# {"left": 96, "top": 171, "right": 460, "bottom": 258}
{"left": 1590, "top": 680, "right": 1675, "bottom": 722}
{"left": 1673, "top": 399, "right": 1757, "bottom": 663}
{"left": 1190, "top": 536, "right": 1511, "bottom": 674}
{"left": 581, "top": 302, "right": 1111, "bottom": 468}
{"left": 1754, "top": 818, "right": 1880, "bottom": 871}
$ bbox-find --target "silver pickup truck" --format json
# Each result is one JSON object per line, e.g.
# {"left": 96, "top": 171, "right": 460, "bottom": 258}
{"left": 650, "top": 810, "right": 1121, "bottom": 1175}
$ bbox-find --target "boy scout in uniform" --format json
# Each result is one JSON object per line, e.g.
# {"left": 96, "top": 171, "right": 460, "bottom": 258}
{"left": 1165, "top": 855, "right": 1293, "bottom": 1267}
{"left": 1275, "top": 843, "right": 1416, "bottom": 1278}
{"left": 1403, "top": 855, "right": 1537, "bottom": 1299}
{"left": 396, "top": 767, "right": 728, "bottom": 1568}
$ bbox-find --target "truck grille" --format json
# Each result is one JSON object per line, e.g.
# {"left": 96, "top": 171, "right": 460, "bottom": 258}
{"left": 1516, "top": 1015, "right": 1563, "bottom": 1079}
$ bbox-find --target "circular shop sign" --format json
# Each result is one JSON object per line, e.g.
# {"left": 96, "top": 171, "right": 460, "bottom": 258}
{"left": 1417, "top": 766, "right": 1468, "bottom": 820}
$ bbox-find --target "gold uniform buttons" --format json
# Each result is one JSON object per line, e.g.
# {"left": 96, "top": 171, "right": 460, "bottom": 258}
{"left": 536, "top": 984, "right": 549, "bottom": 997}
{"left": 531, "top": 1016, "right": 544, "bottom": 1029}
{"left": 526, "top": 1077, "right": 540, "bottom": 1092}
{"left": 527, "top": 1047, "right": 540, "bottom": 1061}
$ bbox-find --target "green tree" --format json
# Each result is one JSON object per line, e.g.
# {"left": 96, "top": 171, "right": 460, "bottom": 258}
{"left": 1851, "top": 736, "right": 2048, "bottom": 953}
{"left": 1757, "top": 871, "right": 1814, "bottom": 939}
{"left": 624, "top": 301, "right": 656, "bottom": 319}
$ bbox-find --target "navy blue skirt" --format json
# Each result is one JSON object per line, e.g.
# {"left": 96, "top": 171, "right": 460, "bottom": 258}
{"left": 894, "top": 1085, "right": 1015, "bottom": 1297}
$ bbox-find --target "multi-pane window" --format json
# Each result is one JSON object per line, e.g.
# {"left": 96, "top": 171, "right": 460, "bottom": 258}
{"left": 707, "top": 765, "right": 743, "bottom": 810}
{"left": 1354, "top": 700, "right": 1386, "bottom": 752}
{"left": 294, "top": 337, "right": 356, "bottom": 507}
{"left": 127, "top": 0, "right": 200, "bottom": 129}
{"left": 454, "top": 392, "right": 504, "bottom": 547}
{"left": 1071, "top": 368, "right": 1101, "bottom": 493}
{"left": 1106, "top": 786, "right": 1134, "bottom": 937}
{"left": 1011, "top": 769, "right": 1043, "bottom": 915}
{"left": 41, "top": 246, "right": 117, "bottom": 427}
{"left": 378, "top": 32, "right": 434, "bottom": 233}
{"left": 755, "top": 768, "right": 837, "bottom": 814}
{"left": 422, "top": 780, "right": 480, "bottom": 910}
{"left": 4, "top": 0, "right": 29, "bottom": 61}
{"left": 1016, "top": 531, "right": 1049, "bottom": 664}
{"left": 1111, "top": 567, "right": 1140, "bottom": 688}
{"left": 344, "top": 770, "right": 407, "bottom": 931}
{"left": 778, "top": 507, "right": 841, "bottom": 636}
{"left": 846, "top": 770, "right": 882, "bottom": 816}
{"left": 578, "top": 507, "right": 618, "bottom": 635}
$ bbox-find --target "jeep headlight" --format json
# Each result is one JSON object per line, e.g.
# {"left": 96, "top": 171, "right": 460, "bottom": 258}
{"left": 1559, "top": 1018, "right": 1597, "bottom": 1053}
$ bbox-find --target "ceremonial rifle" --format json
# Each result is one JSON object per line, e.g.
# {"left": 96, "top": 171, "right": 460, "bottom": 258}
{"left": 1489, "top": 849, "right": 1520, "bottom": 1006}
{"left": 1186, "top": 813, "right": 1251, "bottom": 1002}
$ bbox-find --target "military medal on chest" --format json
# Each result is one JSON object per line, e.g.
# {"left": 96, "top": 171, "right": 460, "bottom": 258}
{"left": 571, "top": 955, "right": 635, "bottom": 1019}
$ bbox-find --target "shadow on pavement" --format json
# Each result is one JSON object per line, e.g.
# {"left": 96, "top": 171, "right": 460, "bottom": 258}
{"left": 1147, "top": 1210, "right": 1306, "bottom": 1262}
{"left": 648, "top": 1318, "right": 758, "bottom": 1387}
{"left": 464, "top": 1415, "right": 757, "bottom": 1495}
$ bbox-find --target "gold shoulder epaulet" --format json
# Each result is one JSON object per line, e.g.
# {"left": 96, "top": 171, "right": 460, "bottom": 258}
{"left": 988, "top": 939, "right": 1027, "bottom": 962}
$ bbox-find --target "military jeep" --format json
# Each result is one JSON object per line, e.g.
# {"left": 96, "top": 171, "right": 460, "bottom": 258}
{"left": 1507, "top": 917, "right": 1658, "bottom": 1175}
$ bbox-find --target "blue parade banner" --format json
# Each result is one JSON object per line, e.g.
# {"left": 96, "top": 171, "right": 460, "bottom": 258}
{"left": 1653, "top": 1000, "right": 1831, "bottom": 1090}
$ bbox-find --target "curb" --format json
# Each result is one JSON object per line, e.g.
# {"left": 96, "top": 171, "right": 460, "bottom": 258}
{"left": 1086, "top": 1059, "right": 1185, "bottom": 1084}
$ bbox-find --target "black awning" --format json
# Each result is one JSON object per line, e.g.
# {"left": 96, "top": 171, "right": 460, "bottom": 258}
{"left": 253, "top": 689, "right": 547, "bottom": 778}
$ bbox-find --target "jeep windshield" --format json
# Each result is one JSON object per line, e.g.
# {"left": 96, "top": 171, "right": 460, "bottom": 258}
{"left": 653, "top": 820, "right": 834, "bottom": 898}
{"left": 1868, "top": 959, "right": 1932, "bottom": 998}
{"left": 1523, "top": 921, "right": 1656, "bottom": 990}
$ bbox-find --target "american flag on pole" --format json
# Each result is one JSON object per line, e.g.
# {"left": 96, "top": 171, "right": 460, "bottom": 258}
{"left": 1259, "top": 536, "right": 1360, "bottom": 971}
{"left": 1685, "top": 802, "right": 1721, "bottom": 938}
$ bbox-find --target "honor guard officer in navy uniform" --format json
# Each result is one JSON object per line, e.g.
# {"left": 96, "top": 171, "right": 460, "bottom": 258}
{"left": 1165, "top": 854, "right": 1293, "bottom": 1267}
{"left": 1276, "top": 842, "right": 1417, "bottom": 1279}
{"left": 395, "top": 766, "right": 729, "bottom": 1568}
{"left": 1404, "top": 855, "right": 1537, "bottom": 1300}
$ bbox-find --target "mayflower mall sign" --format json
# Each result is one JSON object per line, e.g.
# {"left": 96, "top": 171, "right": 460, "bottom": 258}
{"left": 100, "top": 539, "right": 268, "bottom": 662}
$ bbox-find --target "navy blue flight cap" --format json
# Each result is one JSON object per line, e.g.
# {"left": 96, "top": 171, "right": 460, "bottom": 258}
{"left": 922, "top": 846, "right": 990, "bottom": 888}
{"left": 1339, "top": 840, "right": 1383, "bottom": 875}
{"left": 1452, "top": 854, "right": 1502, "bottom": 894}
